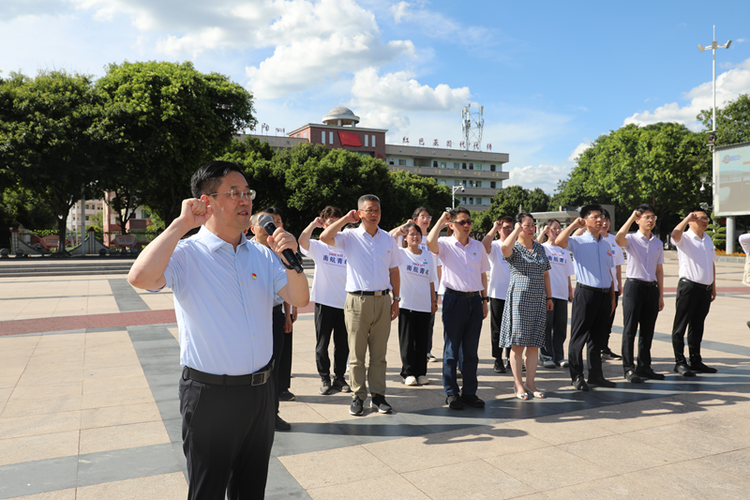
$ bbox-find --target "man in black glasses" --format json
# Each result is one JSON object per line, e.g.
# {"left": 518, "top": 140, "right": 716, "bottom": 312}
{"left": 427, "top": 208, "right": 490, "bottom": 410}
{"left": 670, "top": 210, "right": 718, "bottom": 376}
{"left": 128, "top": 161, "right": 309, "bottom": 500}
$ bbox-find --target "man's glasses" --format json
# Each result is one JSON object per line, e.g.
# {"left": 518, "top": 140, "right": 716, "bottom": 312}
{"left": 418, "top": 215, "right": 432, "bottom": 220}
{"left": 696, "top": 216, "right": 709, "bottom": 222}
{"left": 641, "top": 215, "right": 657, "bottom": 221}
{"left": 360, "top": 209, "right": 381, "bottom": 214}
{"left": 453, "top": 219, "right": 473, "bottom": 226}
{"left": 587, "top": 214, "right": 604, "bottom": 220}
{"left": 209, "top": 189, "right": 256, "bottom": 201}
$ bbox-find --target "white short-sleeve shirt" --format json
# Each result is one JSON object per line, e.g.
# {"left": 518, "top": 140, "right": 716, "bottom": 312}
{"left": 333, "top": 225, "right": 402, "bottom": 292}
{"left": 670, "top": 229, "right": 717, "bottom": 285}
{"left": 487, "top": 240, "right": 510, "bottom": 300}
{"left": 300, "top": 239, "right": 347, "bottom": 309}
{"left": 543, "top": 242, "right": 575, "bottom": 300}
{"left": 398, "top": 248, "right": 437, "bottom": 312}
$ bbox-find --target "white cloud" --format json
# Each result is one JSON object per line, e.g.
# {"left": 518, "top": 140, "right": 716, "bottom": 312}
{"left": 506, "top": 164, "right": 572, "bottom": 193}
{"left": 567, "top": 140, "right": 591, "bottom": 162}
{"left": 624, "top": 57, "right": 750, "bottom": 131}
{"left": 390, "top": 1, "right": 409, "bottom": 23}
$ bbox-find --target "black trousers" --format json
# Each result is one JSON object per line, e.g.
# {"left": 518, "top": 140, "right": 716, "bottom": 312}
{"left": 541, "top": 298, "right": 567, "bottom": 363}
{"left": 314, "top": 303, "right": 349, "bottom": 380}
{"left": 568, "top": 285, "right": 610, "bottom": 381}
{"left": 398, "top": 308, "right": 430, "bottom": 378}
{"left": 272, "top": 307, "right": 285, "bottom": 413}
{"left": 671, "top": 279, "right": 713, "bottom": 365}
{"left": 621, "top": 280, "right": 659, "bottom": 372}
{"left": 179, "top": 375, "right": 275, "bottom": 500}
{"left": 489, "top": 298, "right": 506, "bottom": 360}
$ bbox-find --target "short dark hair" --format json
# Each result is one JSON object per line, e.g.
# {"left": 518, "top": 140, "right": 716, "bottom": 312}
{"left": 545, "top": 218, "right": 561, "bottom": 228}
{"left": 358, "top": 194, "right": 380, "bottom": 208}
{"left": 191, "top": 161, "right": 247, "bottom": 198}
{"left": 691, "top": 208, "right": 709, "bottom": 218}
{"left": 601, "top": 208, "right": 610, "bottom": 220}
{"left": 636, "top": 204, "right": 656, "bottom": 215}
{"left": 412, "top": 206, "right": 430, "bottom": 219}
{"left": 401, "top": 222, "right": 422, "bottom": 247}
{"left": 449, "top": 207, "right": 471, "bottom": 221}
{"left": 263, "top": 206, "right": 283, "bottom": 218}
{"left": 515, "top": 212, "right": 535, "bottom": 225}
{"left": 497, "top": 216, "right": 514, "bottom": 225}
{"left": 320, "top": 206, "right": 343, "bottom": 219}
{"left": 579, "top": 204, "right": 603, "bottom": 219}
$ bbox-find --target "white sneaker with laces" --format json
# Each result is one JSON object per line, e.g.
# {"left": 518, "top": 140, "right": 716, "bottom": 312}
{"left": 404, "top": 375, "right": 418, "bottom": 386}
{"left": 417, "top": 376, "right": 429, "bottom": 385}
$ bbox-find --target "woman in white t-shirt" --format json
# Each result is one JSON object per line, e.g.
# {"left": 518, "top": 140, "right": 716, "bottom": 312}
{"left": 537, "top": 219, "right": 574, "bottom": 368}
{"left": 396, "top": 223, "right": 438, "bottom": 386}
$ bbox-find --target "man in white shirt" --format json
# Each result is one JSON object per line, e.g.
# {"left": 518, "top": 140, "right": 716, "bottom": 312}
{"left": 481, "top": 216, "right": 514, "bottom": 373}
{"left": 670, "top": 209, "right": 718, "bottom": 376}
{"left": 740, "top": 233, "right": 750, "bottom": 330}
{"left": 615, "top": 204, "right": 665, "bottom": 383}
{"left": 298, "top": 206, "right": 351, "bottom": 396}
{"left": 427, "top": 208, "right": 490, "bottom": 410}
{"left": 320, "top": 195, "right": 401, "bottom": 416}
{"left": 601, "top": 210, "right": 624, "bottom": 360}
{"left": 128, "top": 161, "right": 309, "bottom": 500}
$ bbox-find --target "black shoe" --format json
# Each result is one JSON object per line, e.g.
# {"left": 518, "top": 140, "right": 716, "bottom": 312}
{"left": 588, "top": 376, "right": 617, "bottom": 388}
{"left": 320, "top": 378, "right": 332, "bottom": 395}
{"left": 624, "top": 370, "right": 643, "bottom": 383}
{"left": 689, "top": 360, "right": 717, "bottom": 373}
{"left": 279, "top": 390, "right": 295, "bottom": 401}
{"left": 446, "top": 394, "right": 464, "bottom": 410}
{"left": 493, "top": 359, "right": 506, "bottom": 373}
{"left": 635, "top": 367, "right": 666, "bottom": 380}
{"left": 461, "top": 394, "right": 485, "bottom": 408}
{"left": 370, "top": 394, "right": 393, "bottom": 414}
{"left": 349, "top": 396, "right": 364, "bottom": 416}
{"left": 572, "top": 376, "right": 589, "bottom": 391}
{"left": 332, "top": 377, "right": 351, "bottom": 392}
{"left": 601, "top": 348, "right": 622, "bottom": 360}
{"left": 674, "top": 364, "right": 696, "bottom": 377}
{"left": 275, "top": 415, "right": 291, "bottom": 431}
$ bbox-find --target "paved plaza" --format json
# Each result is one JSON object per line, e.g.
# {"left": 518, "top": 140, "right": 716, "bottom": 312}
{"left": 1, "top": 252, "right": 749, "bottom": 499}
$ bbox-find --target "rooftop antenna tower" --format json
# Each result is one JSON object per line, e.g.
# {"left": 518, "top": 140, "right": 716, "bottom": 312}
{"left": 461, "top": 103, "right": 484, "bottom": 150}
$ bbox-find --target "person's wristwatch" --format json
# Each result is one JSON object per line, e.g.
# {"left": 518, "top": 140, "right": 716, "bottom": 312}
{"left": 481, "top": 296, "right": 489, "bottom": 302}
{"left": 392, "top": 296, "right": 401, "bottom": 301}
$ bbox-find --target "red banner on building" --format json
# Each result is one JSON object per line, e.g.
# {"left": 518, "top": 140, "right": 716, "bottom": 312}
{"left": 338, "top": 131, "right": 362, "bottom": 147}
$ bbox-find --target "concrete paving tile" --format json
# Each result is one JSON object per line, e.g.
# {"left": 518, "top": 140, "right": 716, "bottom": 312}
{"left": 363, "top": 433, "right": 479, "bottom": 473}
{"left": 0, "top": 411, "right": 81, "bottom": 439}
{"left": 697, "top": 448, "right": 750, "bottom": 481}
{"left": 279, "top": 445, "right": 394, "bottom": 490}
{"left": 0, "top": 375, "right": 20, "bottom": 389}
{"left": 444, "top": 423, "right": 550, "bottom": 459}
{"left": 402, "top": 458, "right": 535, "bottom": 500}
{"left": 79, "top": 421, "right": 171, "bottom": 455}
{"left": 0, "top": 299, "right": 31, "bottom": 320}
{"left": 166, "top": 327, "right": 179, "bottom": 340}
{"left": 3, "top": 489, "right": 76, "bottom": 500}
{"left": 76, "top": 472, "right": 187, "bottom": 500}
{"left": 81, "top": 387, "right": 154, "bottom": 409}
{"left": 8, "top": 383, "right": 82, "bottom": 401}
{"left": 485, "top": 446, "right": 614, "bottom": 492}
{"left": 278, "top": 400, "right": 330, "bottom": 425}
{"left": 83, "top": 364, "right": 145, "bottom": 380}
{"left": 560, "top": 433, "right": 683, "bottom": 474}
{"left": 82, "top": 353, "right": 141, "bottom": 370}
{"left": 626, "top": 421, "right": 744, "bottom": 459}
{"left": 16, "top": 370, "right": 83, "bottom": 388}
{"left": 80, "top": 402, "right": 162, "bottom": 429}
{"left": 82, "top": 375, "right": 149, "bottom": 395}
{"left": 0, "top": 336, "right": 39, "bottom": 351}
{"left": 1, "top": 395, "right": 83, "bottom": 418}
{"left": 308, "top": 474, "right": 430, "bottom": 500}
{"left": 502, "top": 412, "right": 615, "bottom": 446}
{"left": 0, "top": 430, "right": 80, "bottom": 467}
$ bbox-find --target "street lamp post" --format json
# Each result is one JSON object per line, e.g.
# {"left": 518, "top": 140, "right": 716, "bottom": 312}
{"left": 698, "top": 26, "right": 733, "bottom": 252}
{"left": 451, "top": 186, "right": 465, "bottom": 209}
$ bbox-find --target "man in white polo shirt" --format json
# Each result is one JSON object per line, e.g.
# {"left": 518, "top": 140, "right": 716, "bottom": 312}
{"left": 615, "top": 204, "right": 665, "bottom": 383}
{"left": 670, "top": 209, "right": 718, "bottom": 376}
{"left": 427, "top": 208, "right": 490, "bottom": 410}
{"left": 320, "top": 194, "right": 401, "bottom": 416}
{"left": 299, "top": 206, "right": 351, "bottom": 396}
{"left": 481, "top": 215, "right": 513, "bottom": 373}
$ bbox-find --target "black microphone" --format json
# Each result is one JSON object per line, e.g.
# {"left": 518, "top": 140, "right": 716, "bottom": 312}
{"left": 258, "top": 214, "right": 304, "bottom": 274}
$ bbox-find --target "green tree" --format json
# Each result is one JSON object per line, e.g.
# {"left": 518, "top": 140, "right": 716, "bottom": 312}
{"left": 476, "top": 185, "right": 552, "bottom": 231}
{"left": 95, "top": 61, "right": 256, "bottom": 226}
{"left": 552, "top": 123, "right": 710, "bottom": 232}
{"left": 698, "top": 93, "right": 750, "bottom": 146}
{"left": 0, "top": 70, "right": 104, "bottom": 253}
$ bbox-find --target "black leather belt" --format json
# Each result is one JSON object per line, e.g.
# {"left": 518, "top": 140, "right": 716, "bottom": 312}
{"left": 679, "top": 278, "right": 713, "bottom": 291}
{"left": 445, "top": 287, "right": 481, "bottom": 297}
{"left": 627, "top": 278, "right": 657, "bottom": 287}
{"left": 182, "top": 361, "right": 274, "bottom": 386}
{"left": 349, "top": 290, "right": 390, "bottom": 296}
{"left": 577, "top": 283, "right": 610, "bottom": 294}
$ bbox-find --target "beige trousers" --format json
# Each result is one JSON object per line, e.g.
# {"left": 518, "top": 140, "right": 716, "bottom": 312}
{"left": 344, "top": 294, "right": 392, "bottom": 401}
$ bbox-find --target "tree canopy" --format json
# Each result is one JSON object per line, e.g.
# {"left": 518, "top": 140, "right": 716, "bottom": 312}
{"left": 698, "top": 93, "right": 750, "bottom": 146}
{"left": 475, "top": 185, "right": 551, "bottom": 231}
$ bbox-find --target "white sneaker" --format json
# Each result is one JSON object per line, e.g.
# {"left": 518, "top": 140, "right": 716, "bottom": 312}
{"left": 404, "top": 376, "right": 418, "bottom": 386}
{"left": 560, "top": 360, "right": 570, "bottom": 368}
{"left": 417, "top": 376, "right": 429, "bottom": 385}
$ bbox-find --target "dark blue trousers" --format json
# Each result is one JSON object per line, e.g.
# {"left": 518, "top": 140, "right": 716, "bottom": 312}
{"left": 442, "top": 292, "right": 483, "bottom": 396}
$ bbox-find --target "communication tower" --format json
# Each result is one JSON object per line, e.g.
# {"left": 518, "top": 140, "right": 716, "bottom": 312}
{"left": 461, "top": 103, "right": 484, "bottom": 150}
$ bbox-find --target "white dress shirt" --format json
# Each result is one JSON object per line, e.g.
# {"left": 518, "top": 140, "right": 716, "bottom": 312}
{"left": 671, "top": 229, "right": 717, "bottom": 285}
{"left": 333, "top": 225, "right": 402, "bottom": 292}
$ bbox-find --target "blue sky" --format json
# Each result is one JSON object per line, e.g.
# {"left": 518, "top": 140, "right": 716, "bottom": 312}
{"left": 3, "top": 0, "right": 749, "bottom": 194}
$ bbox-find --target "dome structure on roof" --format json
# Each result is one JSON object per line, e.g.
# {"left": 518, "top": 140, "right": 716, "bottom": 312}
{"left": 322, "top": 107, "right": 360, "bottom": 127}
